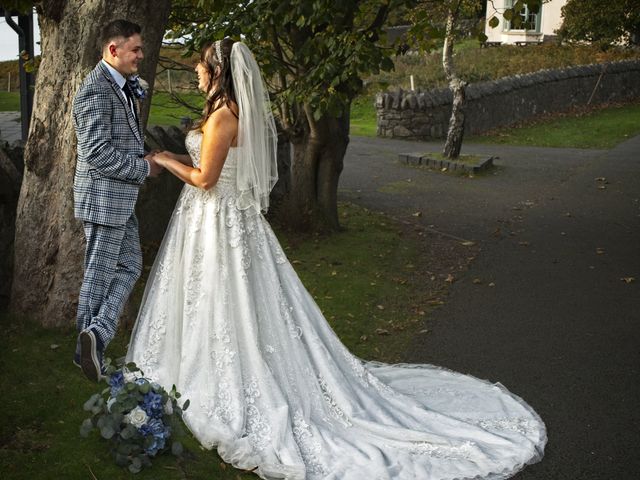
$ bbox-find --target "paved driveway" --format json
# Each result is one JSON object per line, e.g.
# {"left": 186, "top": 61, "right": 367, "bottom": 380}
{"left": 340, "top": 135, "right": 640, "bottom": 479}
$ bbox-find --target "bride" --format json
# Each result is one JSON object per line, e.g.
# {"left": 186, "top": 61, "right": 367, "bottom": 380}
{"left": 127, "top": 39, "right": 546, "bottom": 479}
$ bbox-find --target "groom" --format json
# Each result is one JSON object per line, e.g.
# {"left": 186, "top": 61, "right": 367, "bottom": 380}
{"left": 72, "top": 19, "right": 162, "bottom": 382}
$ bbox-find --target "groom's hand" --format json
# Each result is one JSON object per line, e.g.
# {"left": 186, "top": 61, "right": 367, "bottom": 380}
{"left": 144, "top": 154, "right": 164, "bottom": 178}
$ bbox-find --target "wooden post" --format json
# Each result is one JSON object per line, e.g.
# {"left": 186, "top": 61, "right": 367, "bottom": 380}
{"left": 167, "top": 69, "right": 172, "bottom": 93}
{"left": 7, "top": 72, "right": 10, "bottom": 92}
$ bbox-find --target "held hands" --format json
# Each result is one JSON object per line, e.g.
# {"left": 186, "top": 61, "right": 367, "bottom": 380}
{"left": 144, "top": 150, "right": 168, "bottom": 177}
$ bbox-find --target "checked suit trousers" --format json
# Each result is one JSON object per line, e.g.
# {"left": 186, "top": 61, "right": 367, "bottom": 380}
{"left": 77, "top": 214, "right": 143, "bottom": 348}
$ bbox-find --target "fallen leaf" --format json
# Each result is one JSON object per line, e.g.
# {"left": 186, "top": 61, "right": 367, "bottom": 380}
{"left": 291, "top": 260, "right": 303, "bottom": 264}
{"left": 596, "top": 248, "right": 605, "bottom": 255}
{"left": 50, "top": 344, "right": 60, "bottom": 350}
{"left": 419, "top": 329, "right": 429, "bottom": 334}
{"left": 461, "top": 241, "right": 475, "bottom": 246}
{"left": 472, "top": 278, "right": 482, "bottom": 284}
{"left": 620, "top": 277, "right": 635, "bottom": 283}
{"left": 598, "top": 185, "right": 606, "bottom": 190}
{"left": 595, "top": 177, "right": 607, "bottom": 182}
{"left": 488, "top": 282, "right": 496, "bottom": 287}
{"left": 411, "top": 211, "right": 422, "bottom": 217}
{"left": 441, "top": 167, "right": 448, "bottom": 172}
{"left": 376, "top": 305, "right": 385, "bottom": 310}
{"left": 445, "top": 274, "right": 455, "bottom": 283}
{"left": 375, "top": 328, "right": 390, "bottom": 335}
{"left": 519, "top": 241, "right": 530, "bottom": 247}
{"left": 360, "top": 335, "right": 368, "bottom": 341}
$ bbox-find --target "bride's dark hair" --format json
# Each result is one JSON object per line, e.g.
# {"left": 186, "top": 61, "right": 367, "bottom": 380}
{"left": 192, "top": 37, "right": 238, "bottom": 130}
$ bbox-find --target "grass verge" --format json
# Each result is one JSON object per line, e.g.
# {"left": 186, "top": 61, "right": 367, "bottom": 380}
{"left": 0, "top": 202, "right": 469, "bottom": 479}
{"left": 468, "top": 102, "right": 640, "bottom": 149}
{"left": 0, "top": 92, "right": 19, "bottom": 111}
{"left": 350, "top": 95, "right": 376, "bottom": 137}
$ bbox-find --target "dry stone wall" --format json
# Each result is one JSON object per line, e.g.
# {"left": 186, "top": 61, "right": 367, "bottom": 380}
{"left": 376, "top": 60, "right": 640, "bottom": 140}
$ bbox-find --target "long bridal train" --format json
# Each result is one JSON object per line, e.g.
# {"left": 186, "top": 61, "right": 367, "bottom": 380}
{"left": 127, "top": 130, "right": 546, "bottom": 479}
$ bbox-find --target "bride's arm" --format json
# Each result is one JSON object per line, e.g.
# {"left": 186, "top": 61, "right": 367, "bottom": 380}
{"left": 162, "top": 152, "right": 192, "bottom": 165}
{"left": 152, "top": 108, "right": 237, "bottom": 190}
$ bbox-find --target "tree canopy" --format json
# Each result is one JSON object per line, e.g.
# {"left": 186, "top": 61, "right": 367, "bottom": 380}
{"left": 559, "top": 0, "right": 640, "bottom": 47}
{"left": 167, "top": 0, "right": 407, "bottom": 129}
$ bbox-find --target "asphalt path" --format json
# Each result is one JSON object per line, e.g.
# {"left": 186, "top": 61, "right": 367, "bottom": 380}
{"left": 339, "top": 135, "right": 640, "bottom": 479}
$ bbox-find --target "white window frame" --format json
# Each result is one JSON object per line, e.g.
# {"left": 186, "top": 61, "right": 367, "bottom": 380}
{"left": 503, "top": 0, "right": 542, "bottom": 33}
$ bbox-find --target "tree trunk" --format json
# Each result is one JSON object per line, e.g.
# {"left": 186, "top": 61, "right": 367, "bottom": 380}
{"left": 442, "top": 3, "right": 467, "bottom": 159}
{"left": 443, "top": 78, "right": 466, "bottom": 159}
{"left": 10, "top": 0, "right": 170, "bottom": 327}
{"left": 281, "top": 107, "right": 349, "bottom": 232}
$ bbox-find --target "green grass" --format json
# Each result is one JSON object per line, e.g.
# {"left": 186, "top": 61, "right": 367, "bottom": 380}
{"left": 350, "top": 95, "right": 376, "bottom": 137}
{"left": 147, "top": 91, "right": 202, "bottom": 127}
{"left": 0, "top": 203, "right": 451, "bottom": 479}
{"left": 0, "top": 91, "right": 19, "bottom": 111}
{"left": 469, "top": 102, "right": 640, "bottom": 149}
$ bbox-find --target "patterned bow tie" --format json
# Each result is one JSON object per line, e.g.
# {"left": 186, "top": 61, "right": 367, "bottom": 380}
{"left": 127, "top": 75, "right": 147, "bottom": 100}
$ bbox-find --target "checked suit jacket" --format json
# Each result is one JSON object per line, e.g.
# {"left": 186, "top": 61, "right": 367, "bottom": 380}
{"left": 72, "top": 61, "right": 150, "bottom": 227}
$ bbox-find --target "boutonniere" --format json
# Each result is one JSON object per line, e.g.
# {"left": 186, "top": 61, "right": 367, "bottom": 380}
{"left": 127, "top": 75, "right": 149, "bottom": 100}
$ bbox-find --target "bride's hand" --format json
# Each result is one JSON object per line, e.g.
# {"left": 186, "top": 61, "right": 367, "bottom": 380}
{"left": 150, "top": 150, "right": 175, "bottom": 166}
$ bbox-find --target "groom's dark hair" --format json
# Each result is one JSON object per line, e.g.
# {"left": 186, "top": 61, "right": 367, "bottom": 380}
{"left": 100, "top": 19, "right": 142, "bottom": 48}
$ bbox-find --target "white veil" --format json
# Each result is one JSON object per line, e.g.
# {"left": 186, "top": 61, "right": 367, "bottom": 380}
{"left": 230, "top": 42, "right": 278, "bottom": 213}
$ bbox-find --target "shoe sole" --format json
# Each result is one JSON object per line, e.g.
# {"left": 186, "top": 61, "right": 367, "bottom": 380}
{"left": 79, "top": 331, "right": 101, "bottom": 382}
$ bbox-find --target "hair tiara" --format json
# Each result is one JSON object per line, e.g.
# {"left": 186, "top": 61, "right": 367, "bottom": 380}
{"left": 215, "top": 40, "right": 223, "bottom": 65}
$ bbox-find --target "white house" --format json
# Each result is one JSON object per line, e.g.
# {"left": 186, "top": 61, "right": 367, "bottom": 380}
{"left": 484, "top": 0, "right": 567, "bottom": 45}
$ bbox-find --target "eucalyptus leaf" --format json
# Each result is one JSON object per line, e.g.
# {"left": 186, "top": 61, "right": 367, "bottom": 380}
{"left": 171, "top": 441, "right": 184, "bottom": 456}
{"left": 115, "top": 453, "right": 129, "bottom": 467}
{"left": 83, "top": 393, "right": 100, "bottom": 411}
{"left": 100, "top": 425, "right": 115, "bottom": 439}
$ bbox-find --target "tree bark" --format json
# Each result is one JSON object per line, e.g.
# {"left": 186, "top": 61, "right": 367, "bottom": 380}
{"left": 442, "top": 3, "right": 468, "bottom": 159}
{"left": 281, "top": 107, "right": 349, "bottom": 232}
{"left": 10, "top": 0, "right": 170, "bottom": 327}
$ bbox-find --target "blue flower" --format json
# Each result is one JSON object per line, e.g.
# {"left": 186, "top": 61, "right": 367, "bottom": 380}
{"left": 142, "top": 391, "right": 164, "bottom": 418}
{"left": 127, "top": 75, "right": 147, "bottom": 99}
{"left": 108, "top": 370, "right": 125, "bottom": 397}
{"left": 140, "top": 418, "right": 170, "bottom": 456}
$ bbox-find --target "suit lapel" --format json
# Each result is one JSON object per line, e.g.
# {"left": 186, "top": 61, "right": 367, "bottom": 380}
{"left": 97, "top": 62, "right": 143, "bottom": 144}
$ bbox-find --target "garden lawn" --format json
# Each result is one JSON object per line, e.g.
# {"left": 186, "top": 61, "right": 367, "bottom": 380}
{"left": 0, "top": 92, "right": 19, "bottom": 111}
{"left": 0, "top": 203, "right": 448, "bottom": 480}
{"left": 147, "top": 91, "right": 202, "bottom": 127}
{"left": 350, "top": 95, "right": 376, "bottom": 137}
{"left": 469, "top": 102, "right": 640, "bottom": 149}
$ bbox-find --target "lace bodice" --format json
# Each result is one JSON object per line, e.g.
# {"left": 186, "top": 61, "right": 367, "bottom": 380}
{"left": 185, "top": 130, "right": 238, "bottom": 190}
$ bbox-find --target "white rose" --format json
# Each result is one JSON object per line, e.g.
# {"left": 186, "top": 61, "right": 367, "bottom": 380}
{"left": 123, "top": 369, "right": 140, "bottom": 383}
{"left": 124, "top": 406, "right": 148, "bottom": 428}
{"left": 164, "top": 400, "right": 173, "bottom": 415}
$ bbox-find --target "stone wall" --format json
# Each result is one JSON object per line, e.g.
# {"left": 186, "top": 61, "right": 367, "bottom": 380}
{"left": 376, "top": 60, "right": 640, "bottom": 140}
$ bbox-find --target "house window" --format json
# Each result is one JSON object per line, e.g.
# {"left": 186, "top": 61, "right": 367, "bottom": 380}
{"left": 504, "top": 0, "right": 541, "bottom": 32}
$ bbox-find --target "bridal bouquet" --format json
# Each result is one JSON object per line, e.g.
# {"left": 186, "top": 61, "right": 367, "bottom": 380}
{"left": 80, "top": 359, "right": 190, "bottom": 473}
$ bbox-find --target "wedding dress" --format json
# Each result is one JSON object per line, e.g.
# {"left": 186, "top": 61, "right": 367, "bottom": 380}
{"left": 127, "top": 130, "right": 546, "bottom": 480}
